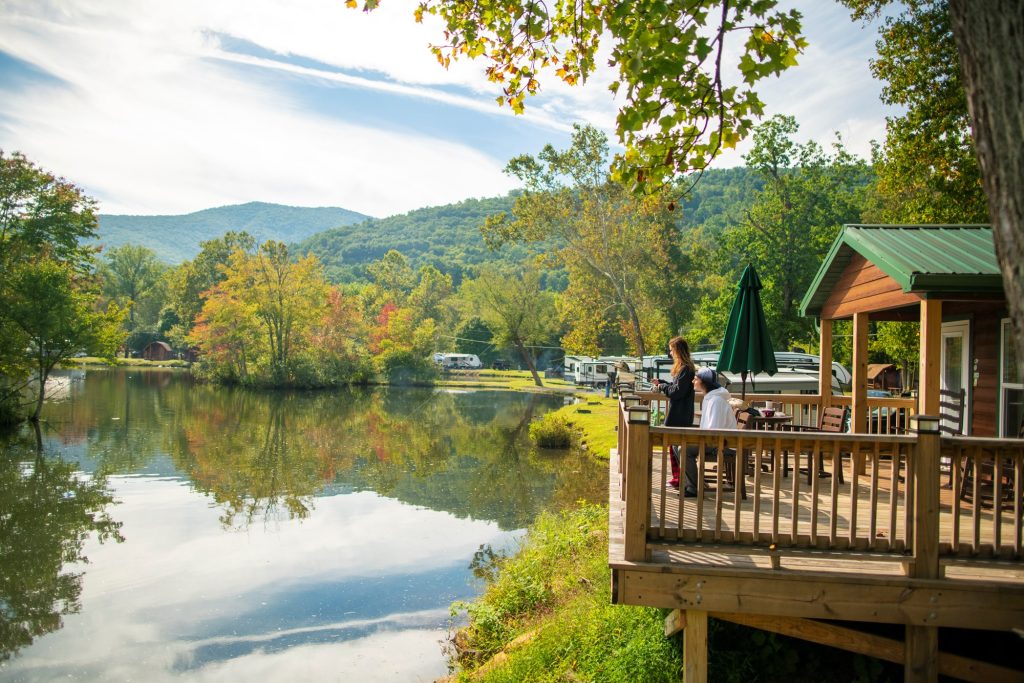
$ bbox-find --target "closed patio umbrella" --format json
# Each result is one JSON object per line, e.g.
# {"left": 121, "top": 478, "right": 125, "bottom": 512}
{"left": 719, "top": 265, "right": 777, "bottom": 399}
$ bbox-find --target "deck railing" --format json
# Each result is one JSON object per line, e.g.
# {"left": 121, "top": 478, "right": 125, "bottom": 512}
{"left": 617, "top": 397, "right": 1024, "bottom": 572}
{"left": 633, "top": 391, "right": 918, "bottom": 434}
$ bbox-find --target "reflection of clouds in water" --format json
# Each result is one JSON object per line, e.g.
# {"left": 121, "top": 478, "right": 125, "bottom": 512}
{"left": 1, "top": 476, "right": 513, "bottom": 681}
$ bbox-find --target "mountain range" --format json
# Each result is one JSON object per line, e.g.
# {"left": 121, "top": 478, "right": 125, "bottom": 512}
{"left": 96, "top": 201, "right": 371, "bottom": 263}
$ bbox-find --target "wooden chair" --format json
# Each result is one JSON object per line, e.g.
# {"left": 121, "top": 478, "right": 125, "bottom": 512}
{"left": 785, "top": 406, "right": 847, "bottom": 484}
{"left": 940, "top": 388, "right": 965, "bottom": 487}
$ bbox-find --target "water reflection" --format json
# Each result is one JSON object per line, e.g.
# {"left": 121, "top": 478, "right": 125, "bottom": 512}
{"left": 0, "top": 369, "right": 604, "bottom": 680}
{"left": 0, "top": 437, "right": 122, "bottom": 662}
{"left": 39, "top": 370, "right": 604, "bottom": 530}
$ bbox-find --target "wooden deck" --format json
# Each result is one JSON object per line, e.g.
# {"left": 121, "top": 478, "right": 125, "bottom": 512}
{"left": 609, "top": 452, "right": 1024, "bottom": 585}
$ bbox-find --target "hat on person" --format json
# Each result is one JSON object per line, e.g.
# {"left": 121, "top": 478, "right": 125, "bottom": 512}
{"left": 695, "top": 367, "right": 721, "bottom": 391}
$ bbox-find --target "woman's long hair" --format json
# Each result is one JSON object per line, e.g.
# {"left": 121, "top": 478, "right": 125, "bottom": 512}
{"left": 669, "top": 336, "right": 694, "bottom": 378}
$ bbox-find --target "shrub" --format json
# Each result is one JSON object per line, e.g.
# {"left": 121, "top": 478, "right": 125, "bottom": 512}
{"left": 529, "top": 412, "right": 574, "bottom": 448}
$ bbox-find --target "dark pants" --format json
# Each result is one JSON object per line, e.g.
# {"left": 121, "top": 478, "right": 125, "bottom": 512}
{"left": 683, "top": 445, "right": 735, "bottom": 493}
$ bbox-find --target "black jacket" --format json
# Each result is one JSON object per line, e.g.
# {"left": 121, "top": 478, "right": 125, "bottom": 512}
{"left": 661, "top": 366, "right": 695, "bottom": 427}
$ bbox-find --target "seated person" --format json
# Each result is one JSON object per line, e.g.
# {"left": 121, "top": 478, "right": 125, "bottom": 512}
{"left": 681, "top": 367, "right": 737, "bottom": 496}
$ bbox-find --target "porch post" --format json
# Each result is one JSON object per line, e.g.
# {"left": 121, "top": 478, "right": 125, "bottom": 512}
{"left": 623, "top": 405, "right": 651, "bottom": 562}
{"left": 851, "top": 312, "right": 869, "bottom": 434}
{"left": 918, "top": 300, "right": 942, "bottom": 415}
{"left": 818, "top": 318, "right": 834, "bottom": 410}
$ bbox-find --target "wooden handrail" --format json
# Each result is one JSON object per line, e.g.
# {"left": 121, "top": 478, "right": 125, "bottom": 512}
{"left": 617, "top": 395, "right": 1024, "bottom": 567}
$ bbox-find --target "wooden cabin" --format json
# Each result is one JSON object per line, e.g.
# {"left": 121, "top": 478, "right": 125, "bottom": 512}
{"left": 868, "top": 363, "right": 903, "bottom": 393}
{"left": 142, "top": 341, "right": 173, "bottom": 361}
{"left": 609, "top": 225, "right": 1023, "bottom": 682}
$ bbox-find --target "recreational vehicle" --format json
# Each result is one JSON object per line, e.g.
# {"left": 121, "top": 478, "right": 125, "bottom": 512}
{"left": 433, "top": 353, "right": 483, "bottom": 370}
{"left": 642, "top": 352, "right": 846, "bottom": 395}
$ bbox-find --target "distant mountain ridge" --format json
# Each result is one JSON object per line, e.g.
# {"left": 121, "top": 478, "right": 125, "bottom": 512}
{"left": 97, "top": 201, "right": 371, "bottom": 263}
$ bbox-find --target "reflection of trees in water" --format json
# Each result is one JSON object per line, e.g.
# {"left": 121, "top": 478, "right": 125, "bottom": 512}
{"left": 39, "top": 370, "right": 606, "bottom": 530}
{"left": 0, "top": 439, "right": 122, "bottom": 661}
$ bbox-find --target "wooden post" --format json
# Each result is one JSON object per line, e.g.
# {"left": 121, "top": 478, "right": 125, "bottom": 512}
{"left": 623, "top": 405, "right": 651, "bottom": 562}
{"left": 919, "top": 300, "right": 942, "bottom": 416}
{"left": 905, "top": 414, "right": 941, "bottom": 683}
{"left": 683, "top": 610, "right": 708, "bottom": 683}
{"left": 819, "top": 317, "right": 834, "bottom": 411}
{"left": 851, "top": 312, "right": 869, "bottom": 434}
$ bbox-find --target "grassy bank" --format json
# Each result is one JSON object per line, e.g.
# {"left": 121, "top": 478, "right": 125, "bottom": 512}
{"left": 451, "top": 397, "right": 899, "bottom": 682}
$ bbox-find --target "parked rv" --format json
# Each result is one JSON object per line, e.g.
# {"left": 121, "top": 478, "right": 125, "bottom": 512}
{"left": 433, "top": 353, "right": 483, "bottom": 370}
{"left": 563, "top": 356, "right": 643, "bottom": 387}
{"left": 642, "top": 351, "right": 846, "bottom": 395}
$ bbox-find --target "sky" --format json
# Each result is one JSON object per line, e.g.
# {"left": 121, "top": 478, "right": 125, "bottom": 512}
{"left": 0, "top": 1, "right": 896, "bottom": 218}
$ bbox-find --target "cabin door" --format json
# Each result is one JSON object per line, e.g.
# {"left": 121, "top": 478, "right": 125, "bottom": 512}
{"left": 940, "top": 320, "right": 970, "bottom": 434}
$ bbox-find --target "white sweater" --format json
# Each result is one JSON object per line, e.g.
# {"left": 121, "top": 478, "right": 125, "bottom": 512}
{"left": 699, "top": 387, "right": 737, "bottom": 430}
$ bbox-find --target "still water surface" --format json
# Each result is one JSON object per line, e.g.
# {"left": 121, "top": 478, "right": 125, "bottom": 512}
{"left": 0, "top": 368, "right": 605, "bottom": 682}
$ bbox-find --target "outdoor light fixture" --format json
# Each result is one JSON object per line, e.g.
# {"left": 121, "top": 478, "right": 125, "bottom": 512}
{"left": 909, "top": 414, "right": 941, "bottom": 434}
{"left": 622, "top": 395, "right": 641, "bottom": 409}
{"left": 627, "top": 405, "right": 650, "bottom": 424}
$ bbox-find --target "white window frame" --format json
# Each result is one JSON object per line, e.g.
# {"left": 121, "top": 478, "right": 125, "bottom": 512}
{"left": 999, "top": 318, "right": 1024, "bottom": 437}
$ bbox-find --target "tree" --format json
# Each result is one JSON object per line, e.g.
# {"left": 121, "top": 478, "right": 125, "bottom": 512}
{"left": 5, "top": 258, "right": 124, "bottom": 420}
{"left": 483, "top": 124, "right": 677, "bottom": 357}
{"left": 459, "top": 264, "right": 559, "bottom": 386}
{"left": 191, "top": 242, "right": 328, "bottom": 381}
{"left": 368, "top": 0, "right": 1024, "bottom": 392}
{"left": 719, "top": 115, "right": 871, "bottom": 346}
{"left": 100, "top": 244, "right": 166, "bottom": 350}
{"left": 0, "top": 151, "right": 120, "bottom": 422}
{"left": 356, "top": 1, "right": 805, "bottom": 189}
{"left": 164, "top": 231, "right": 255, "bottom": 348}
{"left": 844, "top": 0, "right": 1024, "bottom": 400}
{"left": 853, "top": 1, "right": 986, "bottom": 224}
{"left": 873, "top": 321, "right": 920, "bottom": 390}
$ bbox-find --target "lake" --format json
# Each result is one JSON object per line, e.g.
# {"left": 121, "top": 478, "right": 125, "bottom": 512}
{"left": 0, "top": 368, "right": 606, "bottom": 682}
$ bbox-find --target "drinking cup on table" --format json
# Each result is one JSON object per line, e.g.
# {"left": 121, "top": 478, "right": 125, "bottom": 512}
{"left": 763, "top": 409, "right": 775, "bottom": 417}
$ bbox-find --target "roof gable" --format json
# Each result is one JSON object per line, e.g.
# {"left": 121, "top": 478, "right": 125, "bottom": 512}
{"left": 801, "top": 225, "right": 1002, "bottom": 318}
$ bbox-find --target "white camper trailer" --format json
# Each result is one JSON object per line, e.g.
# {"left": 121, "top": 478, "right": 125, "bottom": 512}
{"left": 642, "top": 351, "right": 846, "bottom": 394}
{"left": 434, "top": 353, "right": 483, "bottom": 370}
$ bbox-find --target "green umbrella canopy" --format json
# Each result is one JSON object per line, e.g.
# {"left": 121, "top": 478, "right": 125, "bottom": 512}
{"left": 719, "top": 265, "right": 777, "bottom": 397}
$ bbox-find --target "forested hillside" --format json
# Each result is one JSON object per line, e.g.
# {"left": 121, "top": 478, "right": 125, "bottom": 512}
{"left": 293, "top": 194, "right": 533, "bottom": 284}
{"left": 97, "top": 202, "right": 370, "bottom": 263}
{"left": 294, "top": 169, "right": 762, "bottom": 286}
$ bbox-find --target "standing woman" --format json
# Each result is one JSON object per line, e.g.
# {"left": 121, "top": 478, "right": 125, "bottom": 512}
{"left": 652, "top": 336, "right": 696, "bottom": 488}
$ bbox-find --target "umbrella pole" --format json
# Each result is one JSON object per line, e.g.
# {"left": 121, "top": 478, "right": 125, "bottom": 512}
{"left": 742, "top": 370, "right": 747, "bottom": 400}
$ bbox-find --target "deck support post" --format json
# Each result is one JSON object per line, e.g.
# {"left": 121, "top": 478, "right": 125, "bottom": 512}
{"left": 683, "top": 610, "right": 707, "bottom": 683}
{"left": 623, "top": 405, "right": 651, "bottom": 562}
{"left": 851, "top": 312, "right": 869, "bottom": 434}
{"left": 905, "top": 415, "right": 941, "bottom": 682}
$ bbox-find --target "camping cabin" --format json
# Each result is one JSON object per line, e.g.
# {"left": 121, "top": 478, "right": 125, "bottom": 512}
{"left": 868, "top": 363, "right": 903, "bottom": 393}
{"left": 609, "top": 224, "right": 1024, "bottom": 682}
{"left": 142, "top": 341, "right": 173, "bottom": 361}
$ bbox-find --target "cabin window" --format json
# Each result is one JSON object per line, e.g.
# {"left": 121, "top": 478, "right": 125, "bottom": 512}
{"left": 1001, "top": 319, "right": 1023, "bottom": 437}
{"left": 596, "top": 365, "right": 607, "bottom": 373}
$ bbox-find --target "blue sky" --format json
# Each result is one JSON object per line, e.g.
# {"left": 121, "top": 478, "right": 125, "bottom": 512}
{"left": 0, "top": 1, "right": 895, "bottom": 218}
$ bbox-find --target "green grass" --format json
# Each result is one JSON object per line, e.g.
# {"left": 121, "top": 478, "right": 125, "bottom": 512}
{"left": 449, "top": 504, "right": 683, "bottom": 683}
{"left": 542, "top": 396, "right": 619, "bottom": 459}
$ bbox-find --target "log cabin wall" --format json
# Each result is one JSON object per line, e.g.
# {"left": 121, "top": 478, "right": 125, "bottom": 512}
{"left": 944, "top": 301, "right": 1007, "bottom": 437}
{"left": 820, "top": 254, "right": 922, "bottom": 320}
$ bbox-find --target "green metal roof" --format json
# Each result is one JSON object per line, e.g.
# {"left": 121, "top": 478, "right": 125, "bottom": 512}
{"left": 800, "top": 224, "right": 1003, "bottom": 317}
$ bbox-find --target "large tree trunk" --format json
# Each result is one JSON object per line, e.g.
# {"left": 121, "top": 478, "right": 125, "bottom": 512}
{"left": 514, "top": 338, "right": 544, "bottom": 387}
{"left": 948, "top": 0, "right": 1024, "bottom": 381}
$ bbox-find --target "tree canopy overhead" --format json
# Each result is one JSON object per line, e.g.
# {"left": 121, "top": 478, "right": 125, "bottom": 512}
{"left": 353, "top": 1, "right": 806, "bottom": 189}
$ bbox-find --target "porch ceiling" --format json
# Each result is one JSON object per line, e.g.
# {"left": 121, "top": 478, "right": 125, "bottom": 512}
{"left": 801, "top": 225, "right": 1004, "bottom": 318}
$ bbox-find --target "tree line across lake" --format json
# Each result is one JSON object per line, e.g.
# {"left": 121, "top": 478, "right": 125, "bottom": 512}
{"left": 0, "top": 0, "right": 990, "bottom": 423}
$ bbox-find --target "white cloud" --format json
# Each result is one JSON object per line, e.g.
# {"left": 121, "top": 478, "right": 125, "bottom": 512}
{"left": 0, "top": 0, "right": 894, "bottom": 216}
